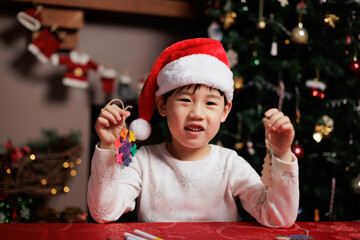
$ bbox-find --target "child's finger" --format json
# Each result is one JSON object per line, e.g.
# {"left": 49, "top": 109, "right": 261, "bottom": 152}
{"left": 102, "top": 104, "right": 123, "bottom": 122}
{"left": 264, "top": 108, "right": 279, "bottom": 118}
{"left": 271, "top": 116, "right": 291, "bottom": 132}
{"left": 96, "top": 116, "right": 111, "bottom": 128}
{"left": 100, "top": 109, "right": 120, "bottom": 125}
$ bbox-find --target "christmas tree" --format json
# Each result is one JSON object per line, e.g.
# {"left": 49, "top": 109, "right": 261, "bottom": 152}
{"left": 206, "top": 0, "right": 360, "bottom": 221}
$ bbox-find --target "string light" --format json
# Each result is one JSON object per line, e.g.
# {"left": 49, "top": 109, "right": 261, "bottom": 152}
{"left": 30, "top": 154, "right": 36, "bottom": 160}
{"left": 63, "top": 162, "right": 69, "bottom": 168}
{"left": 76, "top": 158, "right": 82, "bottom": 164}
{"left": 69, "top": 162, "right": 75, "bottom": 168}
{"left": 6, "top": 168, "right": 11, "bottom": 174}
{"left": 51, "top": 188, "right": 57, "bottom": 195}
{"left": 41, "top": 179, "right": 47, "bottom": 185}
{"left": 70, "top": 170, "right": 77, "bottom": 176}
{"left": 63, "top": 186, "right": 70, "bottom": 193}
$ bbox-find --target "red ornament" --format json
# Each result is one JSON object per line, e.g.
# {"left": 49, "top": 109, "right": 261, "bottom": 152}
{"left": 291, "top": 142, "right": 305, "bottom": 159}
{"left": 311, "top": 88, "right": 325, "bottom": 99}
{"left": 349, "top": 59, "right": 360, "bottom": 74}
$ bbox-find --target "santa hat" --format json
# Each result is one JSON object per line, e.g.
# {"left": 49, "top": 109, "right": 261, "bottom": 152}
{"left": 17, "top": 7, "right": 42, "bottom": 31}
{"left": 129, "top": 38, "right": 234, "bottom": 140}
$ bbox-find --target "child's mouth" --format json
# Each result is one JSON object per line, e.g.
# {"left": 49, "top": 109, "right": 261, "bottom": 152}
{"left": 185, "top": 126, "right": 204, "bottom": 132}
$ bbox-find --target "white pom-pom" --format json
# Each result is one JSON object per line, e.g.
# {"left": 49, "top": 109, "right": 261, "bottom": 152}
{"left": 129, "top": 118, "right": 151, "bottom": 141}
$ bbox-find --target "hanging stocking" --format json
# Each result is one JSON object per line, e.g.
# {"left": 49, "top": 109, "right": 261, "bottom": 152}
{"left": 28, "top": 27, "right": 64, "bottom": 64}
{"left": 100, "top": 67, "right": 117, "bottom": 94}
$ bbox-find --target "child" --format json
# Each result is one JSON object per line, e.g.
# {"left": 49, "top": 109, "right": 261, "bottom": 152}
{"left": 87, "top": 38, "right": 299, "bottom": 228}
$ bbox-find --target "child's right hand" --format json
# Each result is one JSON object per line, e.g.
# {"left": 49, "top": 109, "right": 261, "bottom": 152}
{"left": 95, "top": 103, "right": 131, "bottom": 149}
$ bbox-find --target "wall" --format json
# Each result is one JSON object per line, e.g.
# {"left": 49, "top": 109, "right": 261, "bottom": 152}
{"left": 0, "top": 4, "right": 204, "bottom": 214}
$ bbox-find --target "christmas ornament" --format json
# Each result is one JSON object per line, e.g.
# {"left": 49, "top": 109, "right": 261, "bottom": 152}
{"left": 246, "top": 141, "right": 255, "bottom": 155}
{"left": 351, "top": 174, "right": 360, "bottom": 195}
{"left": 51, "top": 50, "right": 101, "bottom": 89}
{"left": 349, "top": 52, "right": 360, "bottom": 74}
{"left": 16, "top": 5, "right": 43, "bottom": 31}
{"left": 257, "top": 0, "right": 266, "bottom": 29}
{"left": 291, "top": 25, "right": 309, "bottom": 44}
{"left": 270, "top": 41, "right": 278, "bottom": 56}
{"left": 306, "top": 66, "right": 326, "bottom": 99}
{"left": 104, "top": 99, "right": 137, "bottom": 167}
{"left": 345, "top": 35, "right": 352, "bottom": 45}
{"left": 250, "top": 51, "right": 261, "bottom": 66}
{"left": 291, "top": 2, "right": 309, "bottom": 44}
{"left": 28, "top": 27, "right": 65, "bottom": 64}
{"left": 220, "top": 11, "right": 237, "bottom": 29}
{"left": 291, "top": 141, "right": 305, "bottom": 159}
{"left": 277, "top": 0, "right": 289, "bottom": 7}
{"left": 227, "top": 48, "right": 238, "bottom": 68}
{"left": 234, "top": 77, "right": 244, "bottom": 93}
{"left": 100, "top": 66, "right": 117, "bottom": 95}
{"left": 324, "top": 14, "right": 339, "bottom": 28}
{"left": 207, "top": 21, "right": 223, "bottom": 42}
{"left": 313, "top": 115, "right": 334, "bottom": 142}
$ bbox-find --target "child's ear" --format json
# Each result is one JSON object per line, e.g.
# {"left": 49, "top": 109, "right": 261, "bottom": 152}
{"left": 220, "top": 102, "right": 232, "bottom": 123}
{"left": 155, "top": 96, "right": 167, "bottom": 117}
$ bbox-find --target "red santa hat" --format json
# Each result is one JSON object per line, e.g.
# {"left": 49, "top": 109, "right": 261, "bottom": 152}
{"left": 129, "top": 38, "right": 234, "bottom": 140}
{"left": 17, "top": 6, "right": 42, "bottom": 31}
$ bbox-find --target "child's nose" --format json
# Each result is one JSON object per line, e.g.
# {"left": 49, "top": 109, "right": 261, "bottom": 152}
{"left": 189, "top": 104, "right": 204, "bottom": 119}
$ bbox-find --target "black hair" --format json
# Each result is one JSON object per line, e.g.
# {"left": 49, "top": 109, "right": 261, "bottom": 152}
{"left": 162, "top": 84, "right": 227, "bottom": 104}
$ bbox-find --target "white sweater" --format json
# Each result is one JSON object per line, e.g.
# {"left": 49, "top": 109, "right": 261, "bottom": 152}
{"left": 87, "top": 143, "right": 299, "bottom": 227}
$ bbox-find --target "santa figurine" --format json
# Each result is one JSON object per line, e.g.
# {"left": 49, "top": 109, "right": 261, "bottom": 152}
{"left": 28, "top": 26, "right": 65, "bottom": 64}
{"left": 17, "top": 5, "right": 43, "bottom": 31}
{"left": 51, "top": 50, "right": 101, "bottom": 89}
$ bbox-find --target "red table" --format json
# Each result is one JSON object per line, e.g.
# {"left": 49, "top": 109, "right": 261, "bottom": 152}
{"left": 1, "top": 222, "right": 359, "bottom": 240}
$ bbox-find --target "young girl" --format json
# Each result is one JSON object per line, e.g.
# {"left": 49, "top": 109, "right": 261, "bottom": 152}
{"left": 87, "top": 38, "right": 299, "bottom": 228}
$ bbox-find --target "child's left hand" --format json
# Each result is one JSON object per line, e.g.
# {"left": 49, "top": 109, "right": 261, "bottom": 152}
{"left": 264, "top": 108, "right": 295, "bottom": 162}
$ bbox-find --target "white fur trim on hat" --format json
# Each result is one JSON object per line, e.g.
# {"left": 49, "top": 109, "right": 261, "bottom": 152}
{"left": 129, "top": 118, "right": 152, "bottom": 140}
{"left": 17, "top": 11, "right": 41, "bottom": 31}
{"left": 155, "top": 54, "right": 234, "bottom": 102}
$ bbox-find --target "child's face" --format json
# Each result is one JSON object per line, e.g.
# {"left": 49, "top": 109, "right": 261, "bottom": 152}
{"left": 156, "top": 84, "right": 232, "bottom": 151}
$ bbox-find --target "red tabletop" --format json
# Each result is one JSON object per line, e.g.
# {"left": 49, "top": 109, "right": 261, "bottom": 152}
{"left": 1, "top": 221, "right": 359, "bottom": 240}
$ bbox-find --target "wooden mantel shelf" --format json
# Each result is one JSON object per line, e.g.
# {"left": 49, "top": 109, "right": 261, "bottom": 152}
{"left": 7, "top": 0, "right": 201, "bottom": 18}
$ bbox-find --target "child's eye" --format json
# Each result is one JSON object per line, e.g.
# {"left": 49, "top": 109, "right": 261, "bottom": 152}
{"left": 179, "top": 98, "right": 191, "bottom": 102}
{"left": 206, "top": 101, "right": 217, "bottom": 106}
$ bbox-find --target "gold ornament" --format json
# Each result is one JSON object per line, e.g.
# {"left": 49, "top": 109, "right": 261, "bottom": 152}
{"left": 291, "top": 23, "right": 309, "bottom": 44}
{"left": 324, "top": 14, "right": 339, "bottom": 28}
{"left": 313, "top": 115, "right": 334, "bottom": 142}
{"left": 220, "top": 11, "right": 237, "bottom": 29}
{"left": 233, "top": 77, "right": 244, "bottom": 91}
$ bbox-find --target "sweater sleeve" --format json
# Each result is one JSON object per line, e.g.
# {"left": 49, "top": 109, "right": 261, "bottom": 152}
{"left": 87, "top": 144, "right": 142, "bottom": 223}
{"left": 233, "top": 154, "right": 299, "bottom": 228}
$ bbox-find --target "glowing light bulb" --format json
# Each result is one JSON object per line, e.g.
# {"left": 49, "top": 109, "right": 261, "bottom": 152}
{"left": 313, "top": 132, "right": 323, "bottom": 143}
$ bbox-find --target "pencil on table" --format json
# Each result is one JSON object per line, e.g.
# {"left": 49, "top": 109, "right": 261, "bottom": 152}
{"left": 124, "top": 232, "right": 147, "bottom": 240}
{"left": 134, "top": 229, "right": 164, "bottom": 240}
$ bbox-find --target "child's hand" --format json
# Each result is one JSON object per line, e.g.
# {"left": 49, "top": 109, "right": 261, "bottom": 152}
{"left": 264, "top": 108, "right": 295, "bottom": 162}
{"left": 95, "top": 103, "right": 131, "bottom": 149}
